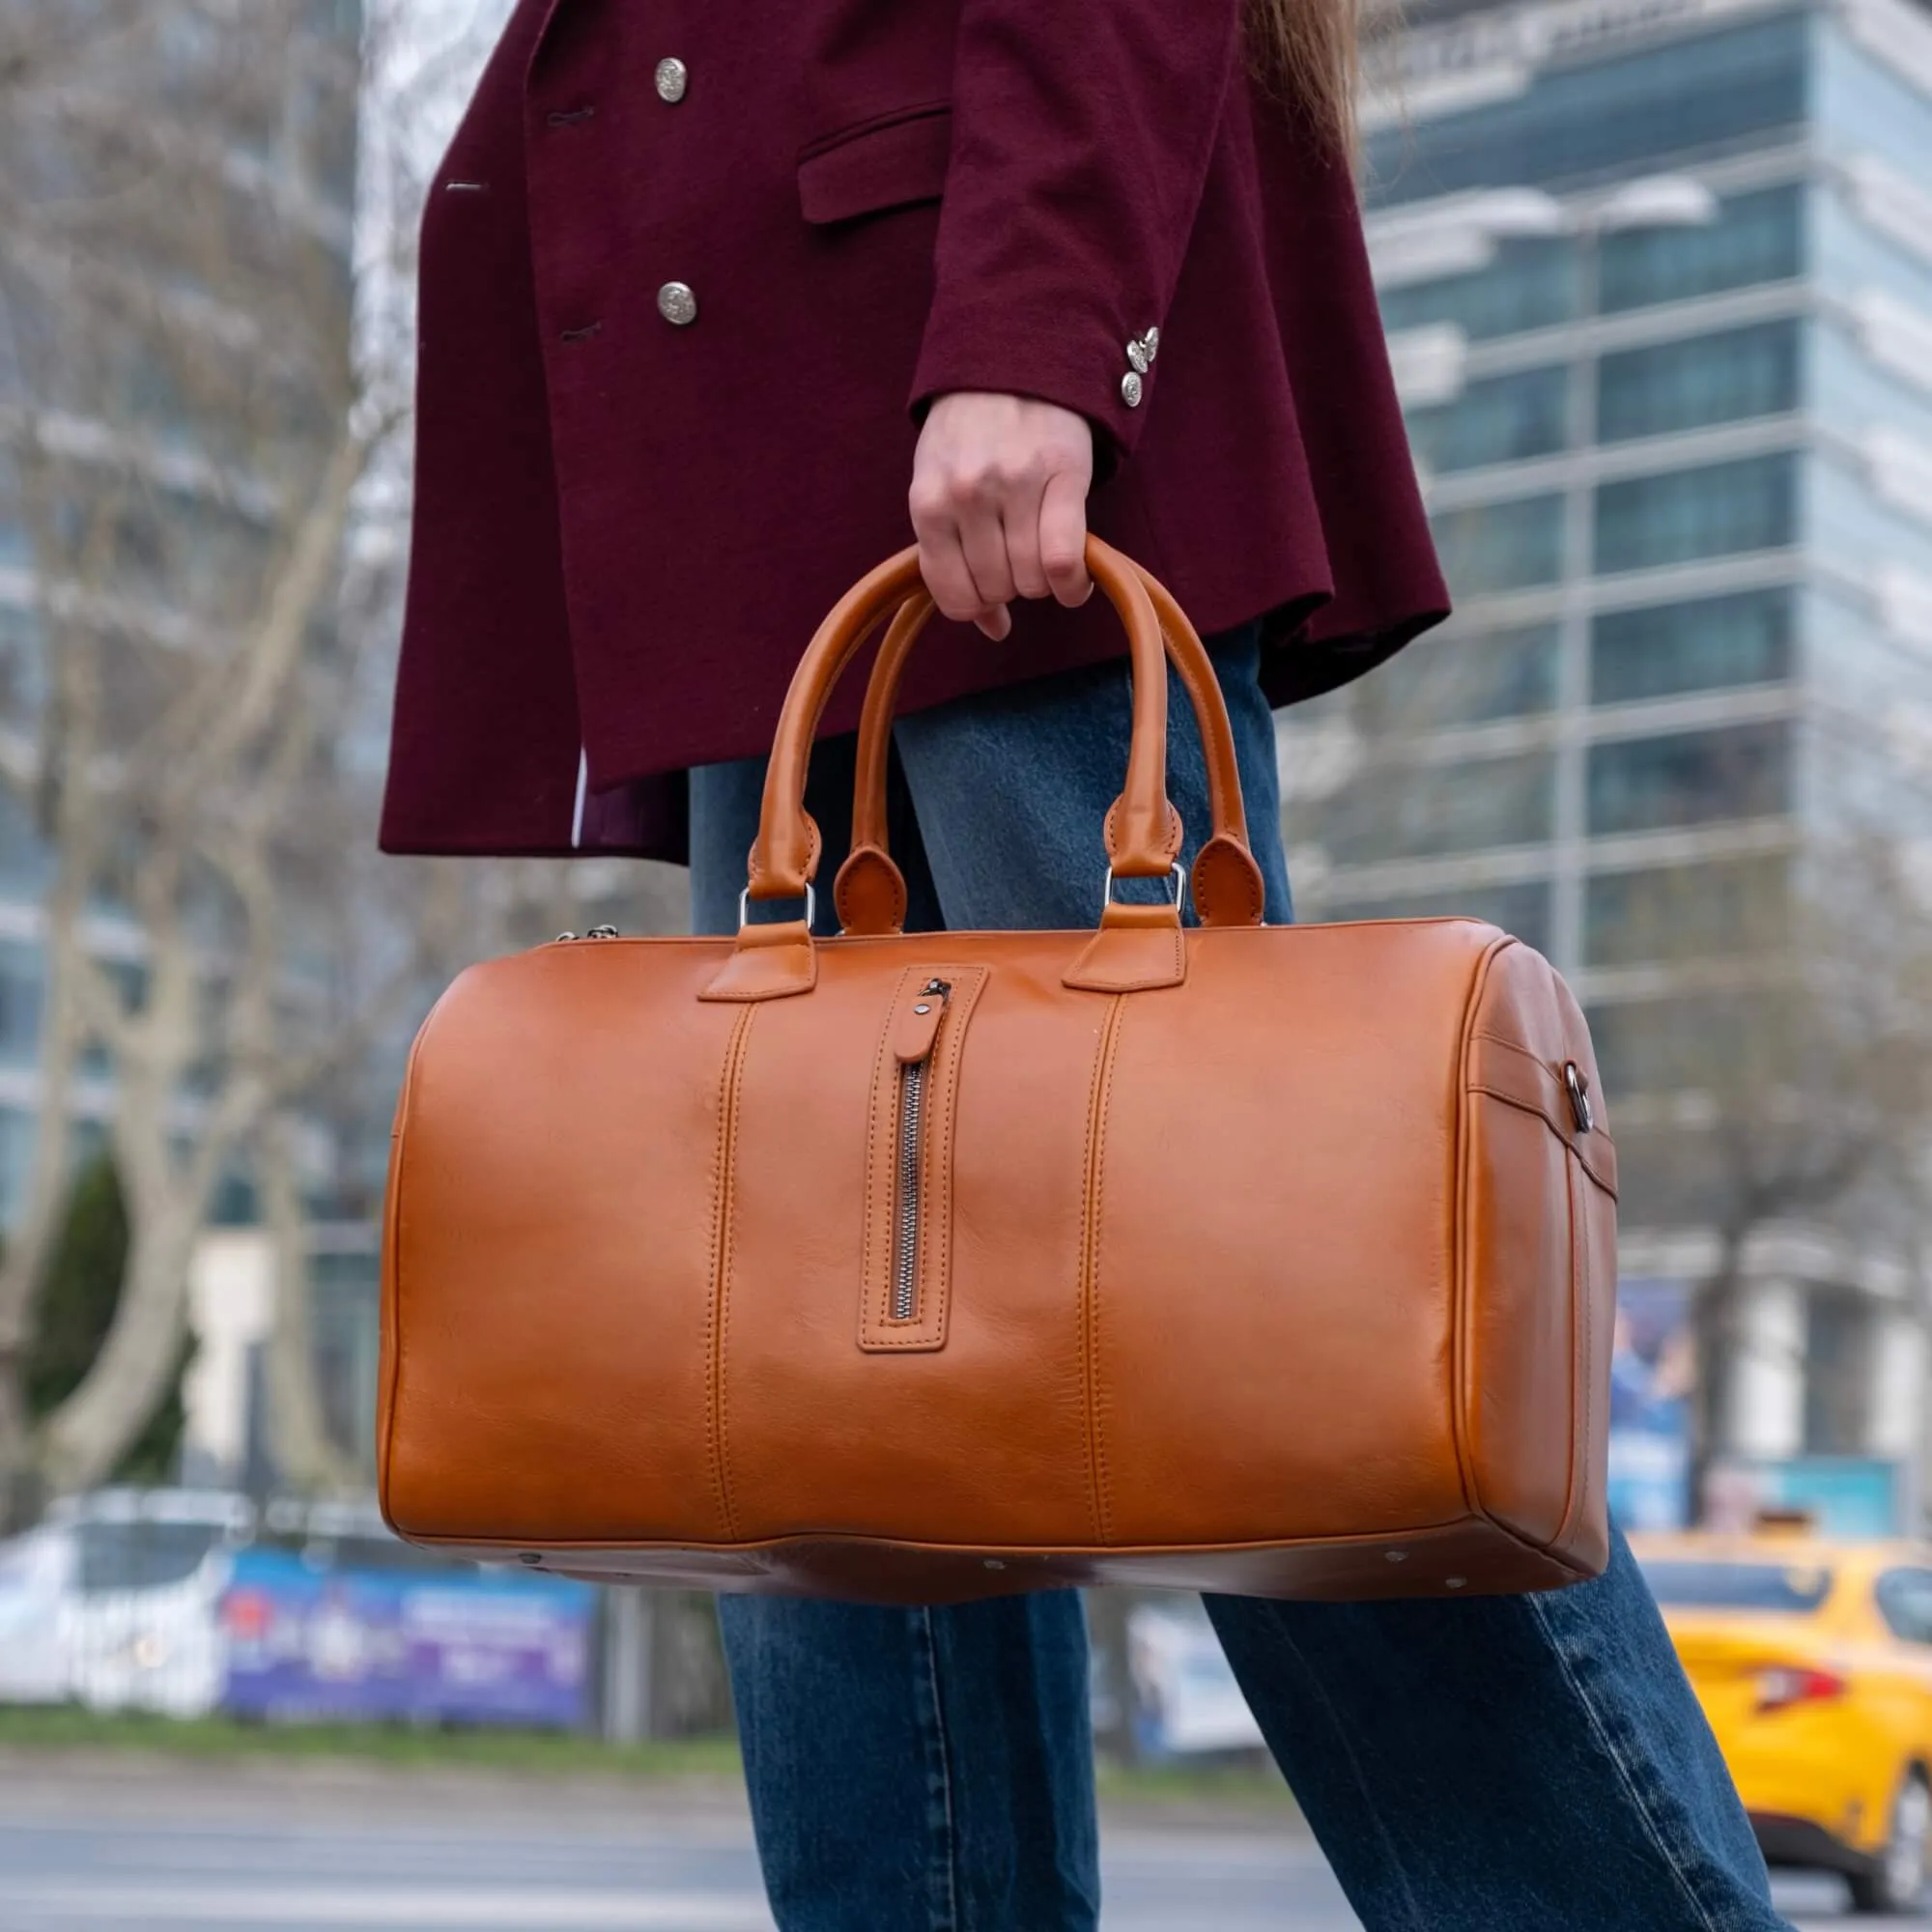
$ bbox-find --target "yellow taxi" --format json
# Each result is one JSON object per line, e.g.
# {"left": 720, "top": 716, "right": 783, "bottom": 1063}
{"left": 1634, "top": 1529, "right": 1932, "bottom": 1916}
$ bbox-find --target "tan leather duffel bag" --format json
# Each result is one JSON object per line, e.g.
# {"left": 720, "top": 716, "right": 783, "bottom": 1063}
{"left": 378, "top": 541, "right": 1617, "bottom": 1604}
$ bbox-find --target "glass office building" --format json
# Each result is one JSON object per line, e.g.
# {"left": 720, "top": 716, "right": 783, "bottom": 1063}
{"left": 1283, "top": 0, "right": 1932, "bottom": 1508}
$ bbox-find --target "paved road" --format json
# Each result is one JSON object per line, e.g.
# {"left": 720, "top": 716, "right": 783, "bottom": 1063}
{"left": 0, "top": 1759, "right": 1913, "bottom": 1929}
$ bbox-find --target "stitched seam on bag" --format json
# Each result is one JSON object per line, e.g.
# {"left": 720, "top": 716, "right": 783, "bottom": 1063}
{"left": 1080, "top": 996, "right": 1125, "bottom": 1547}
{"left": 706, "top": 1005, "right": 757, "bottom": 1543}
{"left": 1067, "top": 920, "right": 1185, "bottom": 992}
{"left": 861, "top": 967, "right": 986, "bottom": 1350}
{"left": 1553, "top": 1155, "right": 1596, "bottom": 1555}
{"left": 1468, "top": 1029, "right": 1616, "bottom": 1141}
{"left": 1449, "top": 941, "right": 1517, "bottom": 1523}
{"left": 859, "top": 967, "right": 913, "bottom": 1347}
{"left": 1467, "top": 1081, "right": 1618, "bottom": 1195}
{"left": 378, "top": 979, "right": 463, "bottom": 1532}
{"left": 912, "top": 966, "right": 983, "bottom": 1350}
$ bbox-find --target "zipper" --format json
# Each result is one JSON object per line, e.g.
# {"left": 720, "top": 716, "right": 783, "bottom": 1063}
{"left": 891, "top": 979, "right": 952, "bottom": 1321}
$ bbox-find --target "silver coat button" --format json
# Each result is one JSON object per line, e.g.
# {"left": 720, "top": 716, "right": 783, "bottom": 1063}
{"left": 1127, "top": 339, "right": 1151, "bottom": 375}
{"left": 655, "top": 57, "right": 689, "bottom": 103}
{"left": 1120, "top": 370, "right": 1144, "bottom": 409}
{"left": 657, "top": 281, "right": 698, "bottom": 327}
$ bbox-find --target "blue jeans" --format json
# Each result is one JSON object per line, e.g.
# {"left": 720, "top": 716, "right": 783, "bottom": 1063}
{"left": 689, "top": 630, "right": 1787, "bottom": 1932}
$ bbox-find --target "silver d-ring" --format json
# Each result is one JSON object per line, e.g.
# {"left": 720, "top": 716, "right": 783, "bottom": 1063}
{"left": 1564, "top": 1061, "right": 1595, "bottom": 1134}
{"left": 1101, "top": 862, "right": 1187, "bottom": 921}
{"left": 739, "top": 882, "right": 817, "bottom": 931}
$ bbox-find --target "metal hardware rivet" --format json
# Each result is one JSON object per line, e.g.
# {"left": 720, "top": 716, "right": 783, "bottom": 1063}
{"left": 519, "top": 1552, "right": 543, "bottom": 1566}
{"left": 984, "top": 1559, "right": 1006, "bottom": 1571}
{"left": 1446, "top": 1577, "right": 1467, "bottom": 1589}
{"left": 554, "top": 931, "right": 577, "bottom": 942}
{"left": 1564, "top": 1061, "right": 1595, "bottom": 1134}
{"left": 1385, "top": 1550, "right": 1407, "bottom": 1563}
{"left": 914, "top": 1003, "right": 930, "bottom": 1014}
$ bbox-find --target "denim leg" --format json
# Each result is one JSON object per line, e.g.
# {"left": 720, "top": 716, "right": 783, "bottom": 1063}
{"left": 1205, "top": 1525, "right": 1791, "bottom": 1932}
{"left": 691, "top": 632, "right": 1272, "bottom": 1931}
{"left": 720, "top": 1593, "right": 1098, "bottom": 1932}
{"left": 891, "top": 625, "right": 1293, "bottom": 928}
{"left": 691, "top": 631, "right": 1776, "bottom": 1932}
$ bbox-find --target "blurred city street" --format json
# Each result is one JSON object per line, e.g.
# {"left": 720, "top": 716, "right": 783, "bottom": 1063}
{"left": 0, "top": 1759, "right": 1912, "bottom": 1931}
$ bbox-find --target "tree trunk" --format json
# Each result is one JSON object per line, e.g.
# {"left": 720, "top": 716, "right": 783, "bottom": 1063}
{"left": 1689, "top": 1230, "right": 1747, "bottom": 1525}
{"left": 37, "top": 1190, "right": 205, "bottom": 1494}
{"left": 261, "top": 1114, "right": 358, "bottom": 1495}
{"left": 0, "top": 1349, "right": 40, "bottom": 1533}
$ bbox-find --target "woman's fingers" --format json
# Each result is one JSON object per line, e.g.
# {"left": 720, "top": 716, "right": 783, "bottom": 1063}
{"left": 910, "top": 392, "right": 1094, "bottom": 642}
{"left": 958, "top": 504, "right": 1018, "bottom": 641}
{"left": 1037, "top": 468, "right": 1094, "bottom": 608}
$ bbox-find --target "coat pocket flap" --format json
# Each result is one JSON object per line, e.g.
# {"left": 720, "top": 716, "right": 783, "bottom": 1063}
{"left": 799, "top": 106, "right": 952, "bottom": 225}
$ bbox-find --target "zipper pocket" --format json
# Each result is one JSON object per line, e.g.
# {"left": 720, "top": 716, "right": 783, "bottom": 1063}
{"left": 861, "top": 964, "right": 986, "bottom": 1353}
{"left": 891, "top": 980, "right": 951, "bottom": 1322}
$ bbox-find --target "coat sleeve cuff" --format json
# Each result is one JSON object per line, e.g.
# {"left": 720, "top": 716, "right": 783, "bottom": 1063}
{"left": 910, "top": 298, "right": 1165, "bottom": 468}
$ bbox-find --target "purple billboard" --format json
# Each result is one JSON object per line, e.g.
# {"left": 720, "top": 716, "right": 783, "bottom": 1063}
{"left": 218, "top": 1548, "right": 594, "bottom": 1727}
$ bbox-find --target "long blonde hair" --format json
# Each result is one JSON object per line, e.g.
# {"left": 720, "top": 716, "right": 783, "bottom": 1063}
{"left": 1248, "top": 0, "right": 1369, "bottom": 158}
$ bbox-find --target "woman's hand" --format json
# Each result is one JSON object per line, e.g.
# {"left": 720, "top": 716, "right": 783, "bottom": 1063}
{"left": 910, "top": 392, "right": 1094, "bottom": 640}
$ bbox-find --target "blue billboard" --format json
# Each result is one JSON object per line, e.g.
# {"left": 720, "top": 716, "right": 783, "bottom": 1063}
{"left": 218, "top": 1547, "right": 595, "bottom": 1728}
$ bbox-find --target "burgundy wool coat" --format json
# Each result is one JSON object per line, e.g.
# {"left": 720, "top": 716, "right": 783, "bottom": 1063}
{"left": 380, "top": 0, "right": 1449, "bottom": 863}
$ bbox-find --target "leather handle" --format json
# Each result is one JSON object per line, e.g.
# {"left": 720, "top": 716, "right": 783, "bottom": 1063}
{"left": 835, "top": 555, "right": 1266, "bottom": 934}
{"left": 747, "top": 537, "right": 1190, "bottom": 904}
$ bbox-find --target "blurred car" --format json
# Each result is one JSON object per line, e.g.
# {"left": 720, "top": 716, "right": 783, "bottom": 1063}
{"left": 0, "top": 1522, "right": 78, "bottom": 1703}
{"left": 50, "top": 1487, "right": 253, "bottom": 1719}
{"left": 1635, "top": 1529, "right": 1932, "bottom": 1915}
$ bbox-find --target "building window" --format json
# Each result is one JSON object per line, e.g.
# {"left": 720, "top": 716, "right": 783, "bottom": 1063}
{"left": 1594, "top": 454, "right": 1797, "bottom": 574}
{"left": 0, "top": 943, "right": 43, "bottom": 1066}
{"left": 1355, "top": 621, "right": 1560, "bottom": 729}
{"left": 1378, "top": 240, "right": 1578, "bottom": 342}
{"left": 1587, "top": 723, "right": 1791, "bottom": 836}
{"left": 0, "top": 605, "right": 44, "bottom": 720}
{"left": 1365, "top": 15, "right": 1806, "bottom": 205}
{"left": 1586, "top": 991, "right": 1767, "bottom": 1096}
{"left": 1433, "top": 494, "right": 1567, "bottom": 593}
{"left": 1408, "top": 366, "right": 1570, "bottom": 473}
{"left": 1327, "top": 750, "right": 1556, "bottom": 862}
{"left": 1804, "top": 1292, "right": 1875, "bottom": 1456}
{"left": 0, "top": 1108, "right": 35, "bottom": 1228}
{"left": 0, "top": 783, "right": 47, "bottom": 893}
{"left": 1323, "top": 879, "right": 1553, "bottom": 953}
{"left": 1598, "top": 185, "right": 1804, "bottom": 315}
{"left": 1597, "top": 321, "right": 1802, "bottom": 445}
{"left": 1591, "top": 588, "right": 1794, "bottom": 705}
{"left": 1583, "top": 856, "right": 1789, "bottom": 967}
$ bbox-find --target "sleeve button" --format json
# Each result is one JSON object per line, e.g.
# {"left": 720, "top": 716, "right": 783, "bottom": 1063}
{"left": 655, "top": 57, "right": 689, "bottom": 103}
{"left": 1120, "top": 371, "right": 1144, "bottom": 409}
{"left": 657, "top": 281, "right": 698, "bottom": 326}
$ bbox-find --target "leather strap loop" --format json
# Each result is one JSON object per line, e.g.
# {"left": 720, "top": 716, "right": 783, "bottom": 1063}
{"left": 748, "top": 538, "right": 1180, "bottom": 903}
{"left": 727, "top": 541, "right": 1265, "bottom": 993}
{"left": 839, "top": 553, "right": 1266, "bottom": 934}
